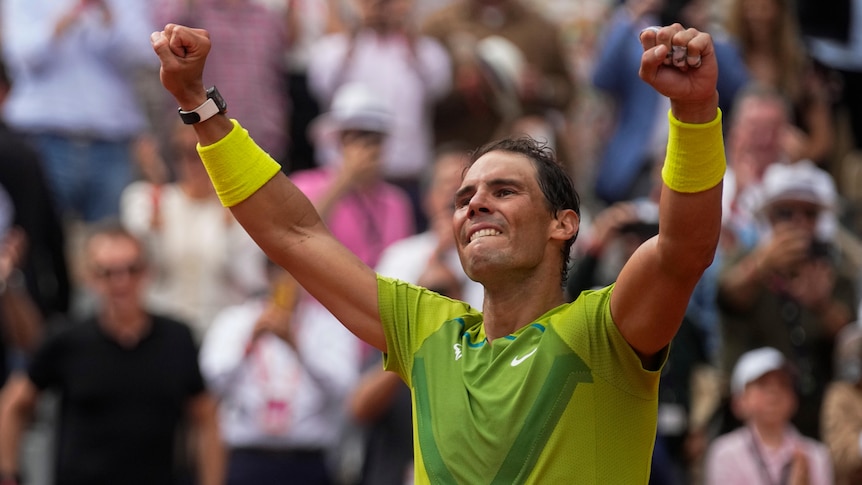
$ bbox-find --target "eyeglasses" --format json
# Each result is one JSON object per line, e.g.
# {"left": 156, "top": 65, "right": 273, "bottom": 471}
{"left": 768, "top": 205, "right": 820, "bottom": 223}
{"left": 92, "top": 261, "right": 145, "bottom": 280}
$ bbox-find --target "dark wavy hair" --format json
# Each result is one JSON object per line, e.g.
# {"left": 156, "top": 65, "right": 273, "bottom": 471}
{"left": 469, "top": 137, "right": 580, "bottom": 285}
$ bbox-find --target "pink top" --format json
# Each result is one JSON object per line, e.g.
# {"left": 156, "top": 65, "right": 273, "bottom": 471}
{"left": 291, "top": 167, "right": 415, "bottom": 268}
{"left": 704, "top": 425, "right": 833, "bottom": 485}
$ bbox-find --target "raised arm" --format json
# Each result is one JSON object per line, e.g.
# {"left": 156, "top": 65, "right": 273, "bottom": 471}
{"left": 150, "top": 25, "right": 385, "bottom": 351}
{"left": 610, "top": 24, "right": 724, "bottom": 360}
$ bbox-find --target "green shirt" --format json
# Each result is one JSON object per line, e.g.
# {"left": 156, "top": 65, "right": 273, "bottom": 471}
{"left": 378, "top": 275, "right": 664, "bottom": 484}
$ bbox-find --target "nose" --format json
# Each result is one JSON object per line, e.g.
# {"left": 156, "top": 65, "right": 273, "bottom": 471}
{"left": 466, "top": 191, "right": 492, "bottom": 218}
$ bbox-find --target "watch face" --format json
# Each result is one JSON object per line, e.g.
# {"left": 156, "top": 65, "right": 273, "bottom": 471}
{"left": 207, "top": 86, "right": 227, "bottom": 112}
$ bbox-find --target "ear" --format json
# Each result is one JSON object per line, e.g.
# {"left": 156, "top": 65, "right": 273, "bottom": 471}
{"left": 550, "top": 208, "right": 579, "bottom": 243}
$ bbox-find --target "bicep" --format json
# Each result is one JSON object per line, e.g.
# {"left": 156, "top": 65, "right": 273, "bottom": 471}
{"left": 611, "top": 239, "right": 692, "bottom": 358}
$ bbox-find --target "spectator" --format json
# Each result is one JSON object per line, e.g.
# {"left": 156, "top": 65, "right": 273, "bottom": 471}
{"left": 421, "top": 0, "right": 574, "bottom": 154}
{"left": 0, "top": 61, "right": 70, "bottom": 323}
{"left": 724, "top": 0, "right": 836, "bottom": 166}
{"left": 199, "top": 261, "right": 360, "bottom": 485}
{"left": 717, "top": 160, "right": 856, "bottom": 439}
{"left": 1, "top": 0, "right": 157, "bottom": 223}
{"left": 120, "top": 120, "right": 268, "bottom": 341}
{"left": 307, "top": 0, "right": 451, "bottom": 229}
{"left": 821, "top": 322, "right": 862, "bottom": 485}
{"left": 704, "top": 346, "right": 833, "bottom": 485}
{"left": 293, "top": 82, "right": 415, "bottom": 268}
{"left": 721, "top": 84, "right": 802, "bottom": 251}
{"left": 0, "top": 222, "right": 224, "bottom": 485}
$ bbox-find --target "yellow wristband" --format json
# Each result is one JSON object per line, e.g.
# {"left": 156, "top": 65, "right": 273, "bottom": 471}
{"left": 662, "top": 109, "right": 726, "bottom": 193}
{"left": 197, "top": 119, "right": 282, "bottom": 207}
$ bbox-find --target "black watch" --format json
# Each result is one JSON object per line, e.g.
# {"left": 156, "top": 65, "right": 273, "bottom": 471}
{"left": 178, "top": 86, "right": 227, "bottom": 124}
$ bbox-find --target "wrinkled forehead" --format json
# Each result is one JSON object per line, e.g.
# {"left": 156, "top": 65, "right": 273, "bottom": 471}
{"left": 462, "top": 150, "right": 537, "bottom": 185}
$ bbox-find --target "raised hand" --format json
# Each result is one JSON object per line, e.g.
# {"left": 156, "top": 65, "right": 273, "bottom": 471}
{"left": 638, "top": 24, "right": 718, "bottom": 123}
{"left": 150, "top": 24, "right": 211, "bottom": 108}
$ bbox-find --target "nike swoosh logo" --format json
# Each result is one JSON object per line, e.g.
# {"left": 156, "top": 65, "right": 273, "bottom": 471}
{"left": 510, "top": 348, "right": 538, "bottom": 367}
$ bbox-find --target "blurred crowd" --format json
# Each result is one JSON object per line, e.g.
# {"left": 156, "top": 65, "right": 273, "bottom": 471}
{"left": 0, "top": 0, "right": 859, "bottom": 484}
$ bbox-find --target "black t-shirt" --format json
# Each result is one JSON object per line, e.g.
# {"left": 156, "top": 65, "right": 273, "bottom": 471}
{"left": 28, "top": 315, "right": 205, "bottom": 485}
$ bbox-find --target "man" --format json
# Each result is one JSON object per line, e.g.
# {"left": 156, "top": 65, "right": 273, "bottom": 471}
{"left": 199, "top": 261, "right": 359, "bottom": 485}
{"left": 307, "top": 0, "right": 451, "bottom": 229}
{"left": 0, "top": 222, "right": 223, "bottom": 485}
{"left": 717, "top": 160, "right": 855, "bottom": 439}
{"left": 704, "top": 347, "right": 833, "bottom": 485}
{"left": 1, "top": 0, "right": 156, "bottom": 223}
{"left": 151, "top": 22, "right": 724, "bottom": 482}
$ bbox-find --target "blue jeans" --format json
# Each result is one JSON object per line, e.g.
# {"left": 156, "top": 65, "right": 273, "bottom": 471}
{"left": 28, "top": 133, "right": 133, "bottom": 223}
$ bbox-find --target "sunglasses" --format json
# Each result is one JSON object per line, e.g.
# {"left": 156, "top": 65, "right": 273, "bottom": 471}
{"left": 92, "top": 261, "right": 145, "bottom": 280}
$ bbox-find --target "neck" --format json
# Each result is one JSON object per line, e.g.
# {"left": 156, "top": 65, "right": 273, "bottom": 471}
{"left": 481, "top": 278, "right": 566, "bottom": 341}
{"left": 99, "top": 305, "right": 150, "bottom": 348}
{"left": 753, "top": 421, "right": 786, "bottom": 449}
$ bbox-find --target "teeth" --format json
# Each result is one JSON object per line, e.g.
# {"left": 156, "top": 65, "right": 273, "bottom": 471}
{"left": 470, "top": 229, "right": 501, "bottom": 242}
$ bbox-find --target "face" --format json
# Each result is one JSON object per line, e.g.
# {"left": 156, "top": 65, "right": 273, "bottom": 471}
{"left": 730, "top": 97, "right": 789, "bottom": 177}
{"left": 453, "top": 151, "right": 569, "bottom": 283}
{"left": 86, "top": 234, "right": 147, "bottom": 308}
{"left": 744, "top": 0, "right": 780, "bottom": 27}
{"left": 736, "top": 370, "right": 797, "bottom": 427}
{"left": 767, "top": 200, "right": 821, "bottom": 233}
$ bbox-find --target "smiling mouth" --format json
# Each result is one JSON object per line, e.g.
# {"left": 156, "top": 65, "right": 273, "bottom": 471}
{"left": 469, "top": 228, "right": 502, "bottom": 243}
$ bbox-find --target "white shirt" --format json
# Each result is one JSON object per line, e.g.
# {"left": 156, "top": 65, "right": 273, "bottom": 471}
{"left": 705, "top": 425, "right": 833, "bottom": 485}
{"left": 307, "top": 30, "right": 452, "bottom": 179}
{"left": 199, "top": 298, "right": 361, "bottom": 449}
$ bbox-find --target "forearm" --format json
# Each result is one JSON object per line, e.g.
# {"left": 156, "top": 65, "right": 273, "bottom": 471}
{"left": 0, "top": 381, "right": 34, "bottom": 478}
{"left": 196, "top": 424, "right": 224, "bottom": 485}
{"left": 659, "top": 101, "right": 724, "bottom": 276}
{"left": 0, "top": 411, "right": 23, "bottom": 479}
{"left": 192, "top": 396, "right": 225, "bottom": 485}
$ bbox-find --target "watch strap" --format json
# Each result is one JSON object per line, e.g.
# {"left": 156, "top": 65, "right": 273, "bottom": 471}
{"left": 178, "top": 97, "right": 221, "bottom": 125}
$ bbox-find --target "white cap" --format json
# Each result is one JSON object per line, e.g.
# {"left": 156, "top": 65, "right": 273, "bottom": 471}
{"left": 731, "top": 347, "right": 793, "bottom": 395}
{"left": 310, "top": 83, "right": 393, "bottom": 139}
{"left": 758, "top": 160, "right": 837, "bottom": 212}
